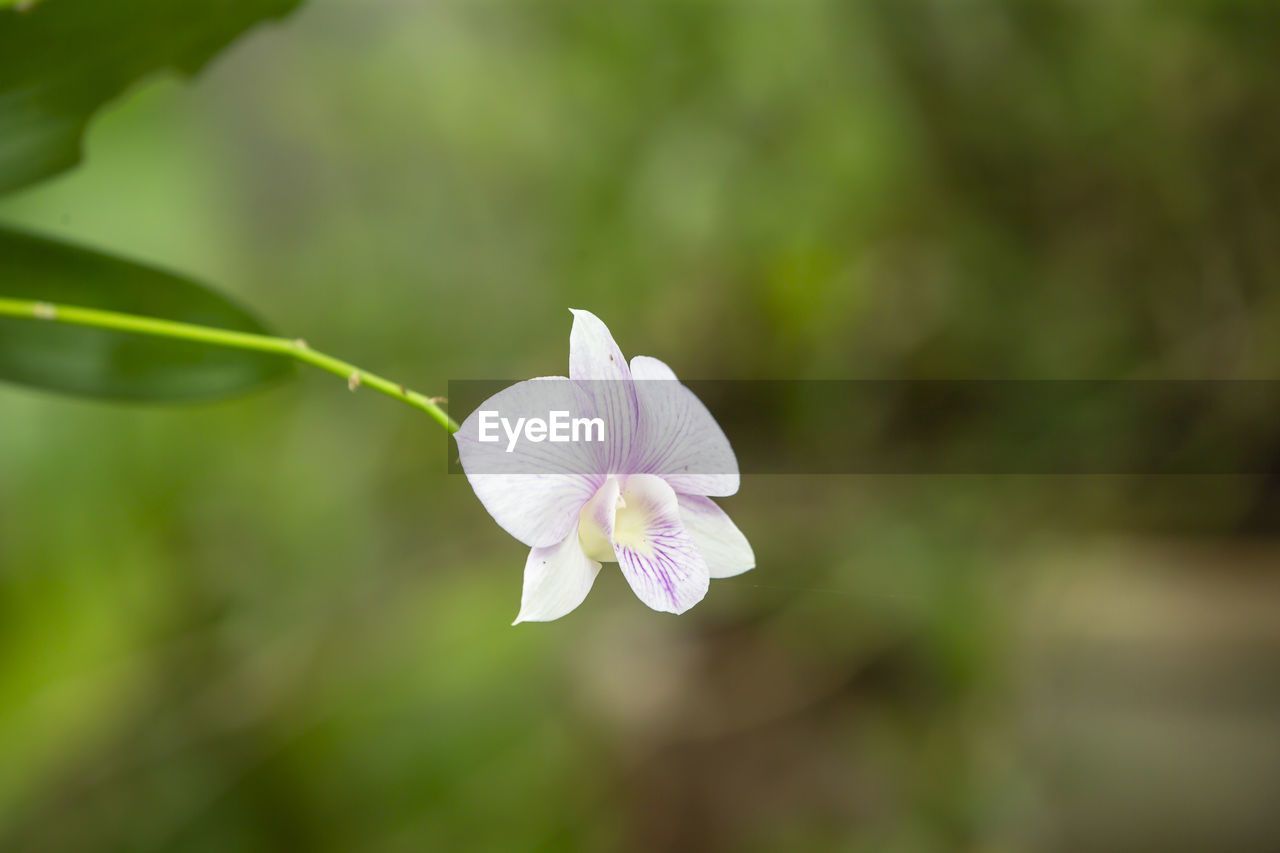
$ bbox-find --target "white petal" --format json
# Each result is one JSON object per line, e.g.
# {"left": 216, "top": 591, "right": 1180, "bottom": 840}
{"left": 629, "top": 355, "right": 740, "bottom": 497}
{"left": 569, "top": 309, "right": 638, "bottom": 473}
{"left": 455, "top": 376, "right": 602, "bottom": 547}
{"left": 612, "top": 474, "right": 710, "bottom": 614}
{"left": 513, "top": 530, "right": 602, "bottom": 624}
{"left": 677, "top": 494, "right": 755, "bottom": 579}
{"left": 629, "top": 354, "right": 678, "bottom": 381}
{"left": 570, "top": 308, "right": 632, "bottom": 382}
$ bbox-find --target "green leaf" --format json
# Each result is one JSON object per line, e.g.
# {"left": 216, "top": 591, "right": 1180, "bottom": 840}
{"left": 0, "top": 228, "right": 293, "bottom": 401}
{"left": 0, "top": 0, "right": 300, "bottom": 194}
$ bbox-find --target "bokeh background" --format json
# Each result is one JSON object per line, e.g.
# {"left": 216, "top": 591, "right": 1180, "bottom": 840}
{"left": 3, "top": 1, "right": 1280, "bottom": 850}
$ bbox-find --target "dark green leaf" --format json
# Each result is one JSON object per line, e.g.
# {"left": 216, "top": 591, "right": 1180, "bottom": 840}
{"left": 0, "top": 0, "right": 300, "bottom": 194}
{"left": 0, "top": 228, "right": 293, "bottom": 401}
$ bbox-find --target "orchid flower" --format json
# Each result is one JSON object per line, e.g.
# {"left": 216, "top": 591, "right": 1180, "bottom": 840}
{"left": 455, "top": 309, "right": 754, "bottom": 623}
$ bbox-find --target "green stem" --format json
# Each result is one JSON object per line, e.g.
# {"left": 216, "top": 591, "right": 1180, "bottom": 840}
{"left": 0, "top": 297, "right": 458, "bottom": 433}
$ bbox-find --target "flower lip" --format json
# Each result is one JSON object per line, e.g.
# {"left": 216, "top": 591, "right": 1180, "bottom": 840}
{"left": 610, "top": 474, "right": 710, "bottom": 614}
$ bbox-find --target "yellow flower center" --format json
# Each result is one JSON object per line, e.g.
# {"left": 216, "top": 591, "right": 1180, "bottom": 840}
{"left": 577, "top": 476, "right": 653, "bottom": 561}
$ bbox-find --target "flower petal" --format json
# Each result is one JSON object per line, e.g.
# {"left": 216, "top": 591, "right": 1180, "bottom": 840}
{"left": 629, "top": 355, "right": 740, "bottom": 497}
{"left": 513, "top": 530, "right": 602, "bottom": 624}
{"left": 677, "top": 494, "right": 755, "bottom": 579}
{"left": 455, "top": 376, "right": 603, "bottom": 547}
{"left": 570, "top": 309, "right": 638, "bottom": 473}
{"left": 629, "top": 354, "right": 678, "bottom": 382}
{"left": 612, "top": 474, "right": 710, "bottom": 614}
{"left": 569, "top": 308, "right": 632, "bottom": 382}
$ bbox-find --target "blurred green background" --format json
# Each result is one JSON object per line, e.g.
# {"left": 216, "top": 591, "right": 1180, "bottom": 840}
{"left": 3, "top": 1, "right": 1280, "bottom": 850}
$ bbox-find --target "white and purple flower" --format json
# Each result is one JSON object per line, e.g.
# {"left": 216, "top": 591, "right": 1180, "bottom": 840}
{"left": 455, "top": 309, "right": 754, "bottom": 623}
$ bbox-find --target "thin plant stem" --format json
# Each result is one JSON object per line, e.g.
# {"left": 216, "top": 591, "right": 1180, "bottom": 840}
{"left": 0, "top": 297, "right": 458, "bottom": 433}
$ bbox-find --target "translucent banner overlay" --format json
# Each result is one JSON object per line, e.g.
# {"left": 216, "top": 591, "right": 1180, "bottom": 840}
{"left": 448, "top": 380, "right": 1280, "bottom": 475}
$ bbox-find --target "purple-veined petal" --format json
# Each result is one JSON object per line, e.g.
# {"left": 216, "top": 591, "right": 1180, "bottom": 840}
{"left": 570, "top": 309, "right": 638, "bottom": 473}
{"left": 455, "top": 376, "right": 603, "bottom": 547}
{"left": 677, "top": 494, "right": 755, "bottom": 579}
{"left": 462, "top": 473, "right": 593, "bottom": 549}
{"left": 513, "top": 530, "right": 603, "bottom": 624}
{"left": 629, "top": 355, "right": 740, "bottom": 497}
{"left": 612, "top": 474, "right": 710, "bottom": 614}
